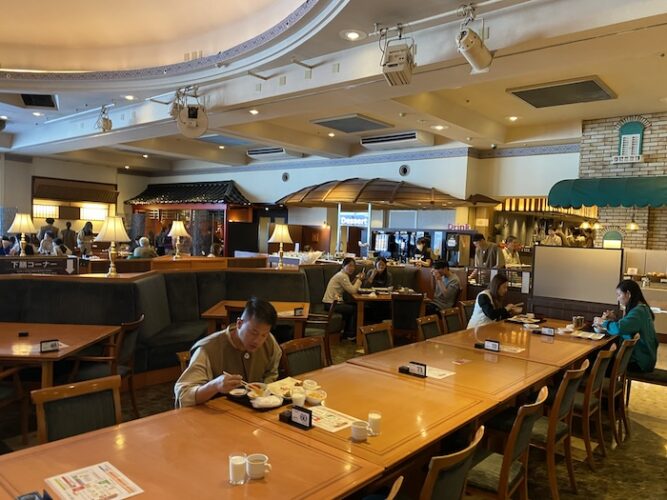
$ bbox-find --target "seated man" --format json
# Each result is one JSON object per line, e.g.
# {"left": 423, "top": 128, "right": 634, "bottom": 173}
{"left": 322, "top": 257, "right": 364, "bottom": 340}
{"left": 133, "top": 236, "right": 158, "bottom": 258}
{"left": 174, "top": 297, "right": 281, "bottom": 407}
{"left": 426, "top": 260, "right": 461, "bottom": 314}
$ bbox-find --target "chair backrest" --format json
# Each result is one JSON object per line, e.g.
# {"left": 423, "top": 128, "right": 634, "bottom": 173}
{"left": 609, "top": 334, "right": 640, "bottom": 391}
{"left": 504, "top": 386, "right": 549, "bottom": 465}
{"left": 360, "top": 322, "right": 394, "bottom": 354}
{"left": 552, "top": 359, "right": 589, "bottom": 421}
{"left": 458, "top": 300, "right": 475, "bottom": 324}
{"left": 391, "top": 293, "right": 424, "bottom": 330}
{"left": 116, "top": 314, "right": 145, "bottom": 368}
{"left": 31, "top": 375, "right": 122, "bottom": 444}
{"left": 416, "top": 315, "right": 443, "bottom": 341}
{"left": 176, "top": 351, "right": 191, "bottom": 373}
{"left": 420, "top": 426, "right": 485, "bottom": 500}
{"left": 324, "top": 299, "right": 342, "bottom": 335}
{"left": 280, "top": 337, "right": 329, "bottom": 377}
{"left": 440, "top": 307, "right": 464, "bottom": 334}
{"left": 585, "top": 344, "right": 617, "bottom": 399}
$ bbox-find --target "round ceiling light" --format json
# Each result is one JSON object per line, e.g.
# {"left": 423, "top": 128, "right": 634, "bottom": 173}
{"left": 0, "top": 115, "right": 7, "bottom": 120}
{"left": 430, "top": 125, "right": 447, "bottom": 131}
{"left": 124, "top": 95, "right": 136, "bottom": 101}
{"left": 506, "top": 116, "right": 519, "bottom": 122}
{"left": 218, "top": 145, "right": 225, "bottom": 150}
{"left": 340, "top": 29, "right": 367, "bottom": 42}
{"left": 249, "top": 109, "right": 259, "bottom": 115}
{"left": 32, "top": 112, "right": 43, "bottom": 117}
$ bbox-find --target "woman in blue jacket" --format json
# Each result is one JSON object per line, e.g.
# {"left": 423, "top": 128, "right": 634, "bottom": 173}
{"left": 600, "top": 279, "right": 659, "bottom": 373}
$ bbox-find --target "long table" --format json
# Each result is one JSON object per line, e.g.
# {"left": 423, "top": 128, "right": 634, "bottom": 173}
{"left": 0, "top": 322, "right": 120, "bottom": 387}
{"left": 352, "top": 292, "right": 425, "bottom": 345}
{"left": 0, "top": 406, "right": 382, "bottom": 499}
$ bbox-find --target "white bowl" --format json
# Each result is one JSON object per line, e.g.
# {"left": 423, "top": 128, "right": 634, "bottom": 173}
{"left": 228, "top": 388, "right": 247, "bottom": 397}
{"left": 306, "top": 390, "right": 327, "bottom": 405}
{"left": 246, "top": 383, "right": 268, "bottom": 399}
{"left": 250, "top": 395, "right": 283, "bottom": 409}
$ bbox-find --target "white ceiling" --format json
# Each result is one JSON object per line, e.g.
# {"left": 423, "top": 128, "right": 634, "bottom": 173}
{"left": 1, "top": 0, "right": 667, "bottom": 174}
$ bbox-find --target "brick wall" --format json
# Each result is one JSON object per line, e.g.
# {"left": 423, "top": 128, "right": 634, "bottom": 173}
{"left": 580, "top": 112, "right": 667, "bottom": 249}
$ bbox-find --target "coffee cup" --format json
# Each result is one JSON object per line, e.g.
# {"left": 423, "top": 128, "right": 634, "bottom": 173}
{"left": 368, "top": 411, "right": 382, "bottom": 436}
{"left": 572, "top": 316, "right": 585, "bottom": 329}
{"left": 246, "top": 453, "right": 272, "bottom": 480}
{"left": 229, "top": 453, "right": 246, "bottom": 485}
{"left": 526, "top": 313, "right": 535, "bottom": 319}
{"left": 292, "top": 388, "right": 306, "bottom": 407}
{"left": 351, "top": 421, "right": 371, "bottom": 442}
{"left": 302, "top": 379, "right": 318, "bottom": 391}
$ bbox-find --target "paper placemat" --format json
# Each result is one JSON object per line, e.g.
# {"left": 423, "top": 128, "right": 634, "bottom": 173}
{"left": 426, "top": 366, "right": 455, "bottom": 379}
{"left": 45, "top": 461, "right": 143, "bottom": 500}
{"left": 310, "top": 406, "right": 359, "bottom": 433}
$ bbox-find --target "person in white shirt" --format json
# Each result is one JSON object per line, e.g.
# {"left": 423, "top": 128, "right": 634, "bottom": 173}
{"left": 541, "top": 226, "right": 563, "bottom": 246}
{"left": 38, "top": 231, "right": 55, "bottom": 255}
{"left": 322, "top": 257, "right": 364, "bottom": 340}
{"left": 468, "top": 274, "right": 522, "bottom": 329}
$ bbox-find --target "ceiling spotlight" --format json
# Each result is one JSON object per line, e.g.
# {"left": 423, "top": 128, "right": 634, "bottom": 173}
{"left": 142, "top": 154, "right": 149, "bottom": 158}
{"left": 340, "top": 29, "right": 367, "bottom": 42}
{"left": 381, "top": 26, "right": 416, "bottom": 86}
{"left": 507, "top": 116, "right": 519, "bottom": 122}
{"left": 124, "top": 165, "right": 130, "bottom": 169}
{"left": 124, "top": 95, "right": 136, "bottom": 101}
{"left": 328, "top": 132, "right": 336, "bottom": 137}
{"left": 32, "top": 112, "right": 43, "bottom": 117}
{"left": 218, "top": 145, "right": 225, "bottom": 150}
{"left": 249, "top": 109, "right": 259, "bottom": 115}
{"left": 456, "top": 6, "right": 493, "bottom": 73}
{"left": 430, "top": 125, "right": 447, "bottom": 131}
{"left": 95, "top": 106, "right": 112, "bottom": 132}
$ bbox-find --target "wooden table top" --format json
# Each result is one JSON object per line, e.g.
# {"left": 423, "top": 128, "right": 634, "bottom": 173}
{"left": 0, "top": 322, "right": 120, "bottom": 362}
{"left": 0, "top": 406, "right": 382, "bottom": 499}
{"left": 352, "top": 293, "right": 393, "bottom": 302}
{"left": 348, "top": 341, "right": 559, "bottom": 402}
{"left": 202, "top": 300, "right": 310, "bottom": 320}
{"left": 427, "top": 320, "right": 611, "bottom": 367}
{"left": 209, "top": 363, "right": 496, "bottom": 468}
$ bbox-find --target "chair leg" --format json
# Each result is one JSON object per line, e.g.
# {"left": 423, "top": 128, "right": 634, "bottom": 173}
{"left": 20, "top": 396, "right": 29, "bottom": 445}
{"left": 581, "top": 413, "right": 595, "bottom": 471}
{"left": 127, "top": 374, "right": 140, "bottom": 419}
{"left": 519, "top": 474, "right": 529, "bottom": 500}
{"left": 625, "top": 379, "right": 632, "bottom": 408}
{"left": 546, "top": 441, "right": 560, "bottom": 500}
{"left": 619, "top": 393, "right": 631, "bottom": 440}
{"left": 595, "top": 406, "right": 607, "bottom": 458}
{"left": 608, "top": 394, "right": 620, "bottom": 446}
{"left": 564, "top": 434, "right": 578, "bottom": 494}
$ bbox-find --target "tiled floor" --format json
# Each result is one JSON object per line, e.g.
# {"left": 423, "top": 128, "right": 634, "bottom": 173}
{"left": 2, "top": 344, "right": 665, "bottom": 499}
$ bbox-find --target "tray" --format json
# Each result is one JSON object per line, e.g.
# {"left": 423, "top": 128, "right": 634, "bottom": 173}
{"left": 506, "top": 316, "right": 545, "bottom": 324}
{"left": 226, "top": 393, "right": 289, "bottom": 412}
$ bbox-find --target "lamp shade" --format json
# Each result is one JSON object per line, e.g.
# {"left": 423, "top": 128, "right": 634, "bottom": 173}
{"left": 168, "top": 220, "right": 190, "bottom": 238}
{"left": 95, "top": 216, "right": 130, "bottom": 242}
{"left": 268, "top": 224, "right": 293, "bottom": 244}
{"left": 7, "top": 213, "right": 37, "bottom": 234}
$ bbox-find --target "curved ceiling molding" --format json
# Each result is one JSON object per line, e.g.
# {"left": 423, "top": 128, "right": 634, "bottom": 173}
{"left": 0, "top": 0, "right": 345, "bottom": 89}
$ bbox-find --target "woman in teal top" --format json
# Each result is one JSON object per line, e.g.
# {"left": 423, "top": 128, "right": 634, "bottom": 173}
{"left": 600, "top": 279, "right": 659, "bottom": 373}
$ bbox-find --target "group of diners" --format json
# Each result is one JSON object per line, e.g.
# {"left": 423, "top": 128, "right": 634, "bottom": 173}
{"left": 0, "top": 218, "right": 84, "bottom": 257}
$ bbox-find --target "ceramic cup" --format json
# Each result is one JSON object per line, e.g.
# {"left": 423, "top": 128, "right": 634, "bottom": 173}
{"left": 351, "top": 421, "right": 371, "bottom": 442}
{"left": 302, "top": 379, "right": 318, "bottom": 392}
{"left": 368, "top": 411, "right": 382, "bottom": 436}
{"left": 292, "top": 388, "right": 306, "bottom": 407}
{"left": 229, "top": 453, "right": 247, "bottom": 485}
{"left": 246, "top": 453, "right": 272, "bottom": 480}
{"left": 526, "top": 313, "right": 535, "bottom": 319}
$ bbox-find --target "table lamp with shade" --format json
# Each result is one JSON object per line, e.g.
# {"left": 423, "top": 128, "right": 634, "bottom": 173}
{"left": 268, "top": 223, "right": 293, "bottom": 269}
{"left": 94, "top": 216, "right": 130, "bottom": 277}
{"left": 168, "top": 220, "right": 190, "bottom": 260}
{"left": 7, "top": 213, "right": 37, "bottom": 257}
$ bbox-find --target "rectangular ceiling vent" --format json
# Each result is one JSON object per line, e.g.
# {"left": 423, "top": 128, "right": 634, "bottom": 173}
{"left": 508, "top": 76, "right": 615, "bottom": 108}
{"left": 246, "top": 147, "right": 304, "bottom": 161}
{"left": 361, "top": 130, "right": 434, "bottom": 151}
{"left": 21, "top": 94, "right": 59, "bottom": 109}
{"left": 311, "top": 114, "right": 392, "bottom": 133}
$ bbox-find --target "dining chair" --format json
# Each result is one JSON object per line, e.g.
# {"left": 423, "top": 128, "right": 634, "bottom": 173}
{"left": 416, "top": 314, "right": 443, "bottom": 341}
{"left": 279, "top": 337, "right": 329, "bottom": 377}
{"left": 528, "top": 360, "right": 589, "bottom": 500}
{"left": 458, "top": 300, "right": 476, "bottom": 326}
{"left": 176, "top": 351, "right": 191, "bottom": 373}
{"left": 0, "top": 366, "right": 29, "bottom": 444}
{"left": 573, "top": 344, "right": 616, "bottom": 470}
{"left": 466, "top": 386, "right": 548, "bottom": 499}
{"left": 420, "top": 426, "right": 485, "bottom": 500}
{"left": 69, "top": 315, "right": 144, "bottom": 418}
{"left": 391, "top": 292, "right": 424, "bottom": 341}
{"left": 602, "top": 334, "right": 639, "bottom": 445}
{"left": 31, "top": 375, "right": 122, "bottom": 444}
{"left": 360, "top": 323, "right": 394, "bottom": 354}
{"left": 303, "top": 299, "right": 343, "bottom": 365}
{"left": 440, "top": 307, "right": 465, "bottom": 334}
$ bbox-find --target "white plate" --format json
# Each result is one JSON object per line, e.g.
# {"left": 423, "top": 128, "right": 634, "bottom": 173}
{"left": 250, "top": 395, "right": 283, "bottom": 409}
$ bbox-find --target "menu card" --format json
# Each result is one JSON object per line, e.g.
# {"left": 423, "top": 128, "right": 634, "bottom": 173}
{"left": 310, "top": 406, "right": 358, "bottom": 433}
{"left": 45, "top": 461, "right": 143, "bottom": 500}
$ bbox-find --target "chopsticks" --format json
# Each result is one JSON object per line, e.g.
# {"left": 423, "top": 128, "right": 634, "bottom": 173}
{"left": 223, "top": 371, "right": 262, "bottom": 391}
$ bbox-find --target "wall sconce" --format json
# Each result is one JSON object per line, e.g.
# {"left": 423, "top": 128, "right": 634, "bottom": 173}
{"left": 626, "top": 209, "right": 639, "bottom": 231}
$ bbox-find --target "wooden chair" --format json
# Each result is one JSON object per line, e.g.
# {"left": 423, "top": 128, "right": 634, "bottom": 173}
{"left": 360, "top": 323, "right": 394, "bottom": 354}
{"left": 467, "top": 387, "right": 548, "bottom": 499}
{"left": 0, "top": 366, "right": 28, "bottom": 444}
{"left": 176, "top": 351, "right": 191, "bottom": 373}
{"left": 391, "top": 293, "right": 424, "bottom": 341}
{"left": 440, "top": 307, "right": 465, "bottom": 334}
{"left": 303, "top": 299, "right": 342, "bottom": 365}
{"left": 416, "top": 315, "right": 443, "bottom": 341}
{"left": 387, "top": 475, "right": 404, "bottom": 500}
{"left": 459, "top": 300, "right": 476, "bottom": 326}
{"left": 573, "top": 344, "right": 616, "bottom": 470}
{"left": 420, "top": 426, "right": 485, "bottom": 500}
{"left": 602, "top": 334, "right": 639, "bottom": 445}
{"left": 529, "top": 360, "right": 589, "bottom": 500}
{"left": 626, "top": 332, "right": 667, "bottom": 405}
{"left": 279, "top": 337, "right": 329, "bottom": 377}
{"left": 31, "top": 375, "right": 122, "bottom": 444}
{"left": 69, "top": 315, "right": 144, "bottom": 418}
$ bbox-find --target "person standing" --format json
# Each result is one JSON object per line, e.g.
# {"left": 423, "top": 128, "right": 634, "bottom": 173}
{"left": 77, "top": 221, "right": 94, "bottom": 256}
{"left": 37, "top": 217, "right": 59, "bottom": 241}
{"left": 502, "top": 236, "right": 522, "bottom": 267}
{"left": 469, "top": 233, "right": 504, "bottom": 282}
{"left": 322, "top": 257, "right": 365, "bottom": 340}
{"left": 541, "top": 226, "right": 563, "bottom": 246}
{"left": 426, "top": 260, "right": 461, "bottom": 314}
{"left": 61, "top": 221, "right": 77, "bottom": 251}
{"left": 414, "top": 237, "right": 433, "bottom": 266}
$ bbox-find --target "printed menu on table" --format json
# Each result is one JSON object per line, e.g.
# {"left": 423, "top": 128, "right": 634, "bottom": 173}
{"left": 45, "top": 461, "right": 143, "bottom": 500}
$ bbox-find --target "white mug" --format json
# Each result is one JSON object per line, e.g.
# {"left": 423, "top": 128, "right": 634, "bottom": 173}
{"left": 229, "top": 453, "right": 246, "bottom": 485}
{"left": 526, "top": 313, "right": 535, "bottom": 319}
{"left": 292, "top": 388, "right": 306, "bottom": 407}
{"left": 246, "top": 453, "right": 272, "bottom": 480}
{"left": 351, "top": 420, "right": 371, "bottom": 442}
{"left": 368, "top": 411, "right": 382, "bottom": 436}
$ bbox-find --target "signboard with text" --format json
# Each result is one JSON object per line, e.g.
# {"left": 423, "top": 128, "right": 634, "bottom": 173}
{"left": 0, "top": 256, "right": 79, "bottom": 275}
{"left": 339, "top": 212, "right": 369, "bottom": 227}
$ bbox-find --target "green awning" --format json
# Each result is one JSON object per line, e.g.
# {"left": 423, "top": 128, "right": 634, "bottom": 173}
{"left": 548, "top": 177, "right": 667, "bottom": 208}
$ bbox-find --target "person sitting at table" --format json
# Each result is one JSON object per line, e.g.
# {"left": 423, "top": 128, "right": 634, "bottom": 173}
{"left": 38, "top": 230, "right": 55, "bottom": 255}
{"left": 52, "top": 238, "right": 72, "bottom": 256}
{"left": 598, "top": 279, "right": 658, "bottom": 373}
{"left": 133, "top": 236, "right": 158, "bottom": 258}
{"left": 426, "top": 260, "right": 461, "bottom": 315}
{"left": 175, "top": 297, "right": 281, "bottom": 407}
{"left": 364, "top": 257, "right": 393, "bottom": 288}
{"left": 467, "top": 273, "right": 522, "bottom": 328}
{"left": 0, "top": 236, "right": 12, "bottom": 255}
{"left": 322, "top": 257, "right": 365, "bottom": 340}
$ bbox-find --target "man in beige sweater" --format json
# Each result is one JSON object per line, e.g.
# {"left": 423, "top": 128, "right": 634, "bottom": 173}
{"left": 175, "top": 297, "right": 281, "bottom": 407}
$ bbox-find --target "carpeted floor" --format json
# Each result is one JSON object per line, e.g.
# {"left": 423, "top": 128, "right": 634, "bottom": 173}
{"left": 1, "top": 344, "right": 665, "bottom": 499}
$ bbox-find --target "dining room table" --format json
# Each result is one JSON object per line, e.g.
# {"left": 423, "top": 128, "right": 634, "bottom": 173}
{"left": 0, "top": 322, "right": 120, "bottom": 387}
{"left": 352, "top": 291, "right": 425, "bottom": 345}
{"left": 201, "top": 299, "right": 310, "bottom": 336}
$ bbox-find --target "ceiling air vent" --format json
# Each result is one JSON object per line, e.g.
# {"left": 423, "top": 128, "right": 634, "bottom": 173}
{"left": 21, "top": 94, "right": 59, "bottom": 109}
{"left": 508, "top": 76, "right": 615, "bottom": 108}
{"left": 246, "top": 147, "right": 304, "bottom": 161}
{"left": 360, "top": 131, "right": 434, "bottom": 151}
{"left": 311, "top": 114, "right": 392, "bottom": 133}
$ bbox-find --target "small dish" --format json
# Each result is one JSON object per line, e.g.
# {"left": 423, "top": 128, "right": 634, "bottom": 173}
{"left": 302, "top": 379, "right": 319, "bottom": 391}
{"left": 523, "top": 323, "right": 540, "bottom": 330}
{"left": 229, "top": 388, "right": 247, "bottom": 397}
{"left": 247, "top": 383, "right": 268, "bottom": 399}
{"left": 250, "top": 395, "right": 283, "bottom": 409}
{"left": 306, "top": 390, "right": 327, "bottom": 405}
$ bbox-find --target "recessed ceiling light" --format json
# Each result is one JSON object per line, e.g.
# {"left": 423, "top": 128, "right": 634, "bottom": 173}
{"left": 249, "top": 109, "right": 259, "bottom": 115}
{"left": 328, "top": 132, "right": 336, "bottom": 137}
{"left": 218, "top": 145, "right": 225, "bottom": 150}
{"left": 0, "top": 115, "right": 7, "bottom": 120}
{"left": 124, "top": 95, "right": 136, "bottom": 101}
{"left": 124, "top": 165, "right": 130, "bottom": 169}
{"left": 340, "top": 29, "right": 367, "bottom": 42}
{"left": 430, "top": 125, "right": 447, "bottom": 131}
{"left": 142, "top": 154, "right": 149, "bottom": 158}
{"left": 506, "top": 116, "right": 519, "bottom": 122}
{"left": 32, "top": 112, "right": 43, "bottom": 117}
